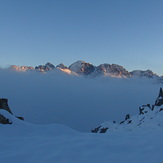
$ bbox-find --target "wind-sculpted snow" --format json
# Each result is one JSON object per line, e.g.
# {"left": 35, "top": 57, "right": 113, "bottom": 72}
{"left": 0, "top": 69, "right": 162, "bottom": 131}
{"left": 1, "top": 109, "right": 163, "bottom": 162}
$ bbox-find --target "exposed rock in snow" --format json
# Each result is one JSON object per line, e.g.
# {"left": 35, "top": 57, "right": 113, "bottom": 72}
{"left": 92, "top": 64, "right": 131, "bottom": 78}
{"left": 10, "top": 65, "right": 34, "bottom": 72}
{"left": 0, "top": 98, "right": 24, "bottom": 124}
{"left": 91, "top": 87, "right": 163, "bottom": 133}
{"left": 130, "top": 69, "right": 159, "bottom": 79}
{"left": 69, "top": 60, "right": 95, "bottom": 75}
{"left": 45, "top": 62, "right": 55, "bottom": 70}
{"left": 155, "top": 88, "right": 163, "bottom": 106}
{"left": 0, "top": 98, "right": 13, "bottom": 114}
{"left": 0, "top": 113, "right": 12, "bottom": 124}
{"left": 35, "top": 62, "right": 55, "bottom": 72}
{"left": 7, "top": 61, "right": 163, "bottom": 82}
{"left": 56, "top": 63, "right": 68, "bottom": 69}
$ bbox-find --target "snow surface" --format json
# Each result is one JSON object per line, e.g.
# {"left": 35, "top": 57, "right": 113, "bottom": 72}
{"left": 1, "top": 110, "right": 163, "bottom": 163}
{"left": 68, "top": 60, "right": 86, "bottom": 73}
{"left": 94, "top": 104, "right": 163, "bottom": 133}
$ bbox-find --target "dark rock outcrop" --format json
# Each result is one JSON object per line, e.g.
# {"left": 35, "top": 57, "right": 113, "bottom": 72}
{"left": 155, "top": 88, "right": 163, "bottom": 106}
{"left": 91, "top": 125, "right": 108, "bottom": 133}
{"left": 35, "top": 62, "right": 55, "bottom": 72}
{"left": 91, "top": 87, "right": 163, "bottom": 133}
{"left": 0, "top": 98, "right": 24, "bottom": 124}
{"left": 0, "top": 98, "right": 13, "bottom": 114}
{"left": 56, "top": 63, "right": 68, "bottom": 69}
{"left": 0, "top": 114, "right": 12, "bottom": 124}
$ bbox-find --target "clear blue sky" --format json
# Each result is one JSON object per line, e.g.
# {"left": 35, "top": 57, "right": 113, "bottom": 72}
{"left": 0, "top": 0, "right": 163, "bottom": 75}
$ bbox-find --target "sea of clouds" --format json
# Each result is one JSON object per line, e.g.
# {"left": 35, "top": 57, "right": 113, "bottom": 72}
{"left": 0, "top": 69, "right": 161, "bottom": 132}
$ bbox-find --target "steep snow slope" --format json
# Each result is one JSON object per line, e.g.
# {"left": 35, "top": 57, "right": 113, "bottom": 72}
{"left": 92, "top": 88, "right": 163, "bottom": 133}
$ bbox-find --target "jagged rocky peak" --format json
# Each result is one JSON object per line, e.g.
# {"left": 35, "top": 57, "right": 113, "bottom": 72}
{"left": 10, "top": 65, "right": 34, "bottom": 72}
{"left": 91, "top": 87, "right": 163, "bottom": 133}
{"left": 130, "top": 69, "right": 158, "bottom": 78}
{"left": 69, "top": 60, "right": 95, "bottom": 75}
{"left": 45, "top": 62, "right": 55, "bottom": 69}
{"left": 155, "top": 88, "right": 163, "bottom": 106}
{"left": 35, "top": 62, "right": 55, "bottom": 72}
{"left": 56, "top": 63, "right": 68, "bottom": 69}
{"left": 93, "top": 63, "right": 131, "bottom": 78}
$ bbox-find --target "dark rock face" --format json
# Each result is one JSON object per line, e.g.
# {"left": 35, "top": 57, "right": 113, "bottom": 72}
{"left": 16, "top": 116, "right": 24, "bottom": 120}
{"left": 0, "top": 114, "right": 12, "bottom": 124}
{"left": 81, "top": 63, "right": 95, "bottom": 75}
{"left": 69, "top": 61, "right": 95, "bottom": 75}
{"left": 35, "top": 62, "right": 55, "bottom": 72}
{"left": 91, "top": 126, "right": 108, "bottom": 133}
{"left": 0, "top": 98, "right": 24, "bottom": 124}
{"left": 155, "top": 88, "right": 163, "bottom": 106}
{"left": 91, "top": 126, "right": 101, "bottom": 133}
{"left": 0, "top": 98, "right": 13, "bottom": 114}
{"left": 56, "top": 63, "right": 68, "bottom": 69}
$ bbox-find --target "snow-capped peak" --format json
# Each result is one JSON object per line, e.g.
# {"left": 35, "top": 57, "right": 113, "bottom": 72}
{"left": 69, "top": 60, "right": 95, "bottom": 75}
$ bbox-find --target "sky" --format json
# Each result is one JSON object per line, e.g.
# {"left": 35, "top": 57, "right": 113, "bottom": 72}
{"left": 0, "top": 0, "right": 163, "bottom": 75}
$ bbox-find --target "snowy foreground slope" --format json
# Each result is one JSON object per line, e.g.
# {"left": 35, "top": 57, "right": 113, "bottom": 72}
{"left": 91, "top": 88, "right": 163, "bottom": 134}
{"left": 0, "top": 110, "right": 163, "bottom": 163}
{"left": 1, "top": 88, "right": 163, "bottom": 163}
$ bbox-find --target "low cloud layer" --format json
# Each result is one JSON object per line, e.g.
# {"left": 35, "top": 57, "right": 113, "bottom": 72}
{"left": 0, "top": 69, "right": 161, "bottom": 132}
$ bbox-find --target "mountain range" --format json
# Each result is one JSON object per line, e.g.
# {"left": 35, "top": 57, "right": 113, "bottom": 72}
{"left": 4, "top": 60, "right": 163, "bottom": 81}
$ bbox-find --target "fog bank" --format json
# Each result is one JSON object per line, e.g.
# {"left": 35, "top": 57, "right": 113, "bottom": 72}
{"left": 0, "top": 70, "right": 161, "bottom": 132}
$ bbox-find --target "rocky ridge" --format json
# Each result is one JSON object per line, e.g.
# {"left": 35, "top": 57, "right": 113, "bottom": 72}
{"left": 91, "top": 88, "right": 163, "bottom": 133}
{"left": 8, "top": 60, "right": 162, "bottom": 80}
{"left": 92, "top": 63, "right": 131, "bottom": 78}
